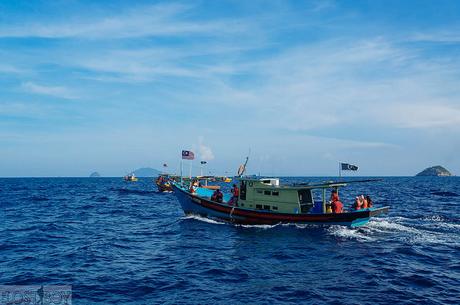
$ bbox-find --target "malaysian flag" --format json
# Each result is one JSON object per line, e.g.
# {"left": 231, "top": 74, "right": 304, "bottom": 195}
{"left": 182, "top": 150, "right": 195, "bottom": 160}
{"left": 341, "top": 163, "right": 358, "bottom": 171}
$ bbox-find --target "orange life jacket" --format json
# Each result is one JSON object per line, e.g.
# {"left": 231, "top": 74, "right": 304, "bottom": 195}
{"left": 332, "top": 200, "right": 343, "bottom": 213}
{"left": 362, "top": 198, "right": 368, "bottom": 209}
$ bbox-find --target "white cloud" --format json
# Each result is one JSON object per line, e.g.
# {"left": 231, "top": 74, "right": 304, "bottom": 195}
{"left": 0, "top": 3, "right": 246, "bottom": 39}
{"left": 198, "top": 136, "right": 214, "bottom": 161}
{"left": 380, "top": 104, "right": 460, "bottom": 128}
{"left": 21, "top": 82, "right": 78, "bottom": 99}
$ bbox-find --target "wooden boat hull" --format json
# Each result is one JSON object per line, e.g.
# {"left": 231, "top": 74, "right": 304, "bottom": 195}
{"left": 157, "top": 183, "right": 173, "bottom": 192}
{"left": 172, "top": 184, "right": 389, "bottom": 227}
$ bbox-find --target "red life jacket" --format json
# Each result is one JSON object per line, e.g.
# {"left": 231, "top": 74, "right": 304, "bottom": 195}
{"left": 232, "top": 187, "right": 239, "bottom": 197}
{"left": 332, "top": 200, "right": 343, "bottom": 213}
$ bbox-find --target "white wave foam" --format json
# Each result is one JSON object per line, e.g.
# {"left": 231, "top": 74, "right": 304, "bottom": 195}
{"left": 181, "top": 214, "right": 226, "bottom": 225}
{"left": 326, "top": 225, "right": 375, "bottom": 242}
{"left": 367, "top": 217, "right": 460, "bottom": 246}
{"left": 237, "top": 223, "right": 281, "bottom": 229}
{"left": 367, "top": 218, "right": 420, "bottom": 234}
{"left": 421, "top": 215, "right": 460, "bottom": 231}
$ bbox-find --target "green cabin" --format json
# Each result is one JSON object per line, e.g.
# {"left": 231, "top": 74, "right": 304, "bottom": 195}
{"left": 237, "top": 178, "right": 345, "bottom": 214}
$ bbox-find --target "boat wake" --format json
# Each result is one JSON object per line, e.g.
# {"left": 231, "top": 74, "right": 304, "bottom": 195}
{"left": 181, "top": 213, "right": 459, "bottom": 247}
{"left": 181, "top": 214, "right": 227, "bottom": 225}
{"left": 326, "top": 225, "right": 376, "bottom": 242}
{"left": 342, "top": 216, "right": 460, "bottom": 246}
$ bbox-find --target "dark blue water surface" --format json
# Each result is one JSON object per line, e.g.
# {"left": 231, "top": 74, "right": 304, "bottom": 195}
{"left": 1, "top": 177, "right": 459, "bottom": 304}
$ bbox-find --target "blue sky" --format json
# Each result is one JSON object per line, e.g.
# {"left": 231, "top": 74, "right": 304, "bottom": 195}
{"left": 1, "top": 0, "right": 460, "bottom": 177}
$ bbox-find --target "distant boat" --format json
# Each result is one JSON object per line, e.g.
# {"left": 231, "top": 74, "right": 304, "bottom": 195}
{"left": 155, "top": 174, "right": 177, "bottom": 192}
{"left": 123, "top": 173, "right": 138, "bottom": 182}
{"left": 172, "top": 177, "right": 389, "bottom": 227}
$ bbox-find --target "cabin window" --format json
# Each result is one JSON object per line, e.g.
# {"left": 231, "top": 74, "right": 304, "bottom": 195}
{"left": 256, "top": 190, "right": 263, "bottom": 194}
{"left": 263, "top": 205, "right": 270, "bottom": 210}
{"left": 264, "top": 190, "right": 271, "bottom": 195}
{"left": 272, "top": 191, "right": 279, "bottom": 196}
{"left": 272, "top": 206, "right": 278, "bottom": 210}
{"left": 256, "top": 204, "right": 262, "bottom": 209}
{"left": 240, "top": 181, "right": 247, "bottom": 200}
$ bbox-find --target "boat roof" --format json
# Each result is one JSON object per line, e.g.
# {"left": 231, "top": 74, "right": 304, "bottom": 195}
{"left": 237, "top": 177, "right": 380, "bottom": 190}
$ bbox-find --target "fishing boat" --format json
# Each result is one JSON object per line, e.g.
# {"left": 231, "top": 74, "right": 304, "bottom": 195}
{"left": 171, "top": 177, "right": 389, "bottom": 227}
{"left": 155, "top": 174, "right": 177, "bottom": 192}
{"left": 123, "top": 173, "right": 138, "bottom": 182}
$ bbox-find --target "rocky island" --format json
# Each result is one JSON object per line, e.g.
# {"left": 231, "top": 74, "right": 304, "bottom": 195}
{"left": 132, "top": 167, "right": 161, "bottom": 177}
{"left": 416, "top": 166, "right": 452, "bottom": 177}
{"left": 89, "top": 172, "right": 101, "bottom": 178}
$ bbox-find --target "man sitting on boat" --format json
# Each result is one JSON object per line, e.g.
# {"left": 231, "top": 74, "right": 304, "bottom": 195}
{"left": 330, "top": 190, "right": 343, "bottom": 213}
{"left": 211, "top": 189, "right": 223, "bottom": 203}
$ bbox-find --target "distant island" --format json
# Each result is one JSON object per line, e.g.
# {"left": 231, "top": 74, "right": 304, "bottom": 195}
{"left": 416, "top": 166, "right": 452, "bottom": 177}
{"left": 132, "top": 167, "right": 161, "bottom": 177}
{"left": 89, "top": 171, "right": 101, "bottom": 177}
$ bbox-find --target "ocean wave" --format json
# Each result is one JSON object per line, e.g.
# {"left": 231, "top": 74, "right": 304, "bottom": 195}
{"left": 29, "top": 195, "right": 49, "bottom": 202}
{"left": 326, "top": 225, "right": 375, "bottom": 242}
{"left": 111, "top": 188, "right": 157, "bottom": 196}
{"left": 181, "top": 214, "right": 227, "bottom": 225}
{"left": 367, "top": 218, "right": 420, "bottom": 234}
{"left": 430, "top": 191, "right": 459, "bottom": 197}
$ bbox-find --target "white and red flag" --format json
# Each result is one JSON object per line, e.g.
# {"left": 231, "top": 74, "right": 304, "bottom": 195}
{"left": 182, "top": 150, "right": 195, "bottom": 160}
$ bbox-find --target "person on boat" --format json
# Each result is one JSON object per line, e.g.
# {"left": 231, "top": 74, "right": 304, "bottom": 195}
{"left": 189, "top": 180, "right": 199, "bottom": 194}
{"left": 353, "top": 196, "right": 362, "bottom": 210}
{"left": 330, "top": 190, "right": 343, "bottom": 213}
{"left": 228, "top": 184, "right": 239, "bottom": 206}
{"left": 211, "top": 189, "right": 223, "bottom": 203}
{"left": 366, "top": 195, "right": 373, "bottom": 208}
{"left": 361, "top": 195, "right": 368, "bottom": 209}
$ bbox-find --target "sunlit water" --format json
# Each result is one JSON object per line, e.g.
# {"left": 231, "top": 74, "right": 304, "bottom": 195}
{"left": 1, "top": 177, "right": 459, "bottom": 304}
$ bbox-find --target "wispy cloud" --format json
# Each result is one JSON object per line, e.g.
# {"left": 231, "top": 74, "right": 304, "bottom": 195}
{"left": 0, "top": 3, "right": 246, "bottom": 39}
{"left": 2, "top": 1, "right": 460, "bottom": 175}
{"left": 410, "top": 30, "right": 460, "bottom": 43}
{"left": 21, "top": 82, "right": 78, "bottom": 99}
{"left": 381, "top": 104, "right": 460, "bottom": 128}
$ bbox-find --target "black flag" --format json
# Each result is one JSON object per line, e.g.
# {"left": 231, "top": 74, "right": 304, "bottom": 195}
{"left": 200, "top": 161, "right": 207, "bottom": 164}
{"left": 341, "top": 163, "right": 358, "bottom": 171}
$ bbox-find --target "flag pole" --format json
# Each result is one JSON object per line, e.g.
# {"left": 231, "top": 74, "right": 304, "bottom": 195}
{"left": 180, "top": 160, "right": 183, "bottom": 184}
{"left": 189, "top": 160, "right": 192, "bottom": 179}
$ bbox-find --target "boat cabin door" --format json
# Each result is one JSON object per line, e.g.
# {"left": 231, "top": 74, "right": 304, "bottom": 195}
{"left": 298, "top": 190, "right": 314, "bottom": 213}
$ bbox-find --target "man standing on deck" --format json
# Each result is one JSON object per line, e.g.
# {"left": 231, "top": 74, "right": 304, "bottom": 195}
{"left": 229, "top": 184, "right": 239, "bottom": 206}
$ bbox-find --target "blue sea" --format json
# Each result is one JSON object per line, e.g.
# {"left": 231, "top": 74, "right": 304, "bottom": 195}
{"left": 1, "top": 177, "right": 459, "bottom": 304}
